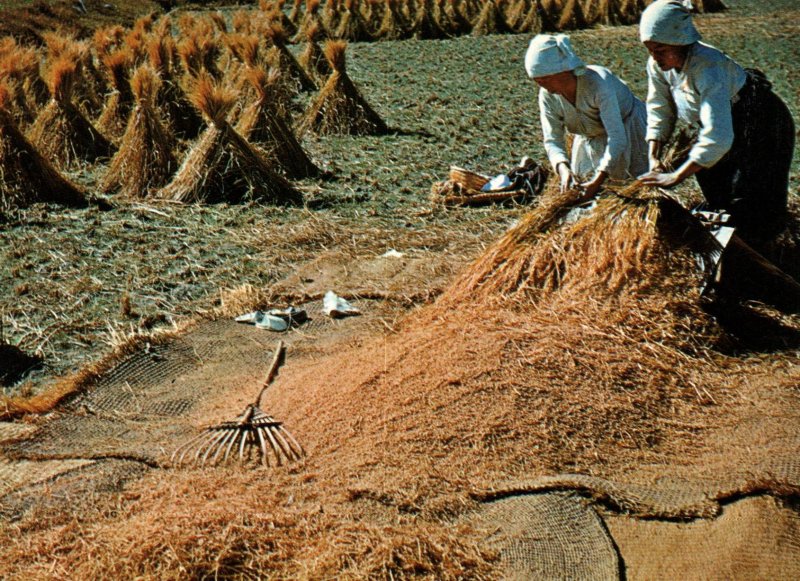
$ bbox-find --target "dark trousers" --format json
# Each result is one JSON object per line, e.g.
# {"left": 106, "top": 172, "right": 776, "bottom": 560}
{"left": 695, "top": 70, "right": 795, "bottom": 244}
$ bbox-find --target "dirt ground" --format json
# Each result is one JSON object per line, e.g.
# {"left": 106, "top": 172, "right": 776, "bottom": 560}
{"left": 1, "top": 0, "right": 800, "bottom": 578}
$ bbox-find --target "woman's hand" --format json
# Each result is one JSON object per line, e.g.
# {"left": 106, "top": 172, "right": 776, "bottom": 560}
{"left": 638, "top": 160, "right": 702, "bottom": 189}
{"left": 638, "top": 170, "right": 682, "bottom": 188}
{"left": 579, "top": 171, "right": 607, "bottom": 199}
{"left": 557, "top": 162, "right": 577, "bottom": 193}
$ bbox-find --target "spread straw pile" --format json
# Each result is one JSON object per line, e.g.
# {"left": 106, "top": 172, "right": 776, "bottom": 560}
{"left": 1, "top": 184, "right": 762, "bottom": 579}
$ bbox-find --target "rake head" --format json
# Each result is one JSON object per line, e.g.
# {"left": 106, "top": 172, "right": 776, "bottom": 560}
{"left": 171, "top": 403, "right": 305, "bottom": 467}
{"left": 171, "top": 340, "right": 305, "bottom": 468}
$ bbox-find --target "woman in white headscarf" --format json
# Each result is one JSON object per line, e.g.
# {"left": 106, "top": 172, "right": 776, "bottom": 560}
{"left": 525, "top": 34, "right": 649, "bottom": 198}
{"left": 638, "top": 0, "right": 794, "bottom": 243}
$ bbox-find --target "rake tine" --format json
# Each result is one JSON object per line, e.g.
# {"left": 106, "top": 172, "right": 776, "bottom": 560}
{"left": 238, "top": 426, "right": 250, "bottom": 462}
{"left": 208, "top": 428, "right": 238, "bottom": 466}
{"left": 266, "top": 424, "right": 294, "bottom": 463}
{"left": 175, "top": 428, "right": 221, "bottom": 466}
{"left": 262, "top": 425, "right": 286, "bottom": 466}
{"left": 255, "top": 426, "right": 272, "bottom": 467}
{"left": 222, "top": 427, "right": 242, "bottom": 463}
{"left": 195, "top": 429, "right": 229, "bottom": 465}
{"left": 172, "top": 430, "right": 213, "bottom": 466}
{"left": 277, "top": 425, "right": 305, "bottom": 459}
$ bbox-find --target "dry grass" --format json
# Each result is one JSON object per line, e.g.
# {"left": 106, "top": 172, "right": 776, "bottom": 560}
{"left": 0, "top": 322, "right": 186, "bottom": 420}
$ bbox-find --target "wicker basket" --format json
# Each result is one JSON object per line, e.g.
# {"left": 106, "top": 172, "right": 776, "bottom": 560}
{"left": 449, "top": 166, "right": 490, "bottom": 191}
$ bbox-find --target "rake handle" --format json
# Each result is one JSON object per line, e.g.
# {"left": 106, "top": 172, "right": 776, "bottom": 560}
{"left": 254, "top": 340, "right": 286, "bottom": 408}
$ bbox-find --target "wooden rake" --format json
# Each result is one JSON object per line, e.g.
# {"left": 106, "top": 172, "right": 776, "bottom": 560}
{"left": 171, "top": 341, "right": 304, "bottom": 468}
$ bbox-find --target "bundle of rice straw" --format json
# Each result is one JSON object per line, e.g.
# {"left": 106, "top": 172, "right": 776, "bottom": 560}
{"left": 265, "top": 24, "right": 317, "bottom": 92}
{"left": 97, "top": 49, "right": 135, "bottom": 141}
{"left": 471, "top": 0, "right": 513, "bottom": 35}
{"left": 237, "top": 67, "right": 322, "bottom": 179}
{"left": 147, "top": 34, "right": 204, "bottom": 140}
{"left": 444, "top": 186, "right": 718, "bottom": 313}
{"left": 293, "top": 0, "right": 330, "bottom": 43}
{"left": 298, "top": 40, "right": 389, "bottom": 136}
{"left": 555, "top": 0, "right": 588, "bottom": 30}
{"left": 322, "top": 0, "right": 342, "bottom": 35}
{"left": 408, "top": 0, "right": 450, "bottom": 39}
{"left": 0, "top": 82, "right": 87, "bottom": 211}
{"left": 334, "top": 0, "right": 374, "bottom": 41}
{"left": 100, "top": 65, "right": 177, "bottom": 199}
{"left": 513, "top": 0, "right": 543, "bottom": 33}
{"left": 260, "top": 0, "right": 299, "bottom": 36}
{"left": 298, "top": 23, "right": 333, "bottom": 82}
{"left": 155, "top": 72, "right": 302, "bottom": 205}
{"left": 177, "top": 33, "right": 222, "bottom": 81}
{"left": 28, "top": 57, "right": 114, "bottom": 169}
{"left": 375, "top": 0, "right": 409, "bottom": 39}
{"left": 42, "top": 33, "right": 104, "bottom": 117}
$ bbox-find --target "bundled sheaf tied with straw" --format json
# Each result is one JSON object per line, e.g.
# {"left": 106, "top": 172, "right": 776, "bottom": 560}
{"left": 237, "top": 66, "right": 322, "bottom": 179}
{"left": 27, "top": 57, "right": 114, "bottom": 169}
{"left": 97, "top": 49, "right": 135, "bottom": 142}
{"left": 155, "top": 72, "right": 302, "bottom": 205}
{"left": 298, "top": 23, "right": 333, "bottom": 82}
{"left": 298, "top": 40, "right": 389, "bottom": 136}
{"left": 0, "top": 82, "right": 87, "bottom": 212}
{"left": 100, "top": 65, "right": 177, "bottom": 199}
{"left": 147, "top": 33, "right": 204, "bottom": 140}
{"left": 42, "top": 33, "right": 105, "bottom": 118}
{"left": 265, "top": 24, "right": 317, "bottom": 92}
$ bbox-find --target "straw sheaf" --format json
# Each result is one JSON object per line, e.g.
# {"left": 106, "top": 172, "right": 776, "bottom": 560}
{"left": 47, "top": 58, "right": 77, "bottom": 103}
{"left": 130, "top": 65, "right": 162, "bottom": 105}
{"left": 0, "top": 81, "right": 13, "bottom": 113}
{"left": 225, "top": 33, "right": 260, "bottom": 67}
{"left": 265, "top": 23, "right": 290, "bottom": 46}
{"left": 324, "top": 40, "right": 347, "bottom": 73}
{"left": 190, "top": 72, "right": 236, "bottom": 126}
{"left": 103, "top": 49, "right": 132, "bottom": 92}
{"left": 93, "top": 25, "right": 125, "bottom": 59}
{"left": 443, "top": 186, "right": 718, "bottom": 311}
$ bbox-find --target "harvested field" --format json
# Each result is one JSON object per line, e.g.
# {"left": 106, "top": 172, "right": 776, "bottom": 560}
{"left": 1, "top": 0, "right": 799, "bottom": 578}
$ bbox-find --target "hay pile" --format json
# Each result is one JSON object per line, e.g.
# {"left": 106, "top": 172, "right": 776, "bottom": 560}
{"left": 299, "top": 40, "right": 389, "bottom": 136}
{"left": 0, "top": 82, "right": 87, "bottom": 211}
{"left": 27, "top": 57, "right": 114, "bottom": 169}
{"left": 2, "top": 186, "right": 770, "bottom": 579}
{"left": 100, "top": 65, "right": 177, "bottom": 199}
{"left": 155, "top": 73, "right": 302, "bottom": 205}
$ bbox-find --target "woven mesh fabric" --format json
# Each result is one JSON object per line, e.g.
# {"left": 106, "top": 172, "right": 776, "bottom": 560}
{"left": 474, "top": 491, "right": 620, "bottom": 580}
{"left": 0, "top": 302, "right": 371, "bottom": 512}
{"left": 0, "top": 421, "right": 37, "bottom": 443}
{"left": 605, "top": 495, "right": 800, "bottom": 580}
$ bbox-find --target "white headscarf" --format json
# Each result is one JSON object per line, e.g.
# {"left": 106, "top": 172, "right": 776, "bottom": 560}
{"left": 524, "top": 34, "right": 586, "bottom": 78}
{"left": 640, "top": 0, "right": 701, "bottom": 45}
